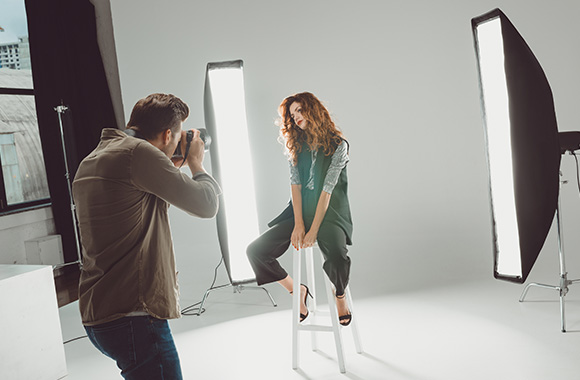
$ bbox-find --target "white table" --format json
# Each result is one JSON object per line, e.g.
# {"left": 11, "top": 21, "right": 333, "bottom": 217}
{"left": 0, "top": 265, "right": 67, "bottom": 380}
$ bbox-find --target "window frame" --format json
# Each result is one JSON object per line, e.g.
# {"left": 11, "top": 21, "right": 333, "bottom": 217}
{"left": 0, "top": 85, "right": 51, "bottom": 215}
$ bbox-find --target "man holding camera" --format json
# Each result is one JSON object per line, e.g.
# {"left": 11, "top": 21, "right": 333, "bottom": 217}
{"left": 72, "top": 93, "right": 221, "bottom": 379}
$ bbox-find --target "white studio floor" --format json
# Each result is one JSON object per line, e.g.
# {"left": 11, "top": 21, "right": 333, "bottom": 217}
{"left": 58, "top": 279, "right": 580, "bottom": 380}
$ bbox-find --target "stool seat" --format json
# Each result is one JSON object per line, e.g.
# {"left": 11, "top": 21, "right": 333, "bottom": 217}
{"left": 292, "top": 245, "right": 363, "bottom": 373}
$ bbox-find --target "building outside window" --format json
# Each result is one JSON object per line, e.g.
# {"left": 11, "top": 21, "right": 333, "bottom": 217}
{"left": 0, "top": 133, "right": 24, "bottom": 204}
{"left": 0, "top": 2, "right": 50, "bottom": 212}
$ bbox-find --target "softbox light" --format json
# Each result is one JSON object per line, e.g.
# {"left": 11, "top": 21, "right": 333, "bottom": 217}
{"left": 472, "top": 9, "right": 561, "bottom": 283}
{"left": 204, "top": 59, "right": 259, "bottom": 285}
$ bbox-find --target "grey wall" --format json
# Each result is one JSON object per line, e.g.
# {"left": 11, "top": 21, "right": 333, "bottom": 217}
{"left": 108, "top": 0, "right": 580, "bottom": 298}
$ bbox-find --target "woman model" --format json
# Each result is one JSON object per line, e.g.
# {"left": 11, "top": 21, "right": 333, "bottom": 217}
{"left": 247, "top": 92, "right": 353, "bottom": 325}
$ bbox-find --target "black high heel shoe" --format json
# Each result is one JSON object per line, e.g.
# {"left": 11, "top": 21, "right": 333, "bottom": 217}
{"left": 291, "top": 284, "right": 312, "bottom": 323}
{"left": 336, "top": 293, "right": 352, "bottom": 326}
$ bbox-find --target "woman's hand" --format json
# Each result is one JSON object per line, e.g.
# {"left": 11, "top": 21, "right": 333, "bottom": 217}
{"left": 302, "top": 228, "right": 318, "bottom": 248}
{"left": 291, "top": 223, "right": 305, "bottom": 250}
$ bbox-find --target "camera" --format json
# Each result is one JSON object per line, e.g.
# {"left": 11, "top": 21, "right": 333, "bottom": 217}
{"left": 173, "top": 128, "right": 212, "bottom": 159}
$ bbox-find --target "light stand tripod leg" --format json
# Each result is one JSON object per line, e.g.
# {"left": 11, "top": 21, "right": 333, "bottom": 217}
{"left": 196, "top": 283, "right": 278, "bottom": 316}
{"left": 519, "top": 278, "right": 573, "bottom": 332}
{"left": 262, "top": 287, "right": 277, "bottom": 307}
{"left": 519, "top": 283, "right": 560, "bottom": 302}
{"left": 560, "top": 287, "right": 566, "bottom": 332}
{"left": 197, "top": 283, "right": 232, "bottom": 316}
{"left": 518, "top": 181, "right": 578, "bottom": 332}
{"left": 234, "top": 285, "right": 278, "bottom": 307}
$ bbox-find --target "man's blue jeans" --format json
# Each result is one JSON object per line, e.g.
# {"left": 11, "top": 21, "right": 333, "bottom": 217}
{"left": 84, "top": 316, "right": 183, "bottom": 379}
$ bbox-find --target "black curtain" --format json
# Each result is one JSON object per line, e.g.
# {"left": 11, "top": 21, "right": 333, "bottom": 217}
{"left": 25, "top": 0, "right": 117, "bottom": 263}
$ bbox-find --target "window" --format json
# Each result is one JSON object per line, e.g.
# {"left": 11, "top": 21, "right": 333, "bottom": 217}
{"left": 0, "top": 133, "right": 24, "bottom": 204}
{"left": 0, "top": 1, "right": 50, "bottom": 212}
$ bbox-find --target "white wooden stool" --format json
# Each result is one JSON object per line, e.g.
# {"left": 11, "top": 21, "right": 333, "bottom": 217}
{"left": 292, "top": 245, "right": 363, "bottom": 373}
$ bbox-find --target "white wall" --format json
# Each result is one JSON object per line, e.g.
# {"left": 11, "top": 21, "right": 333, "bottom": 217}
{"left": 0, "top": 207, "right": 57, "bottom": 264}
{"left": 108, "top": 0, "right": 580, "bottom": 297}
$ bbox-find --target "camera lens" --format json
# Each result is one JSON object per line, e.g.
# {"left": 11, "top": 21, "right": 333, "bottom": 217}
{"left": 198, "top": 128, "right": 212, "bottom": 151}
{"left": 173, "top": 128, "right": 212, "bottom": 158}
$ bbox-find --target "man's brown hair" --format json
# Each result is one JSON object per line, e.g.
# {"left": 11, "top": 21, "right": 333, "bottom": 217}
{"left": 127, "top": 93, "right": 190, "bottom": 139}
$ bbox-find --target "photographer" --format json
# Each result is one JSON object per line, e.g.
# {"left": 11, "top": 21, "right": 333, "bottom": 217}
{"left": 72, "top": 93, "right": 221, "bottom": 379}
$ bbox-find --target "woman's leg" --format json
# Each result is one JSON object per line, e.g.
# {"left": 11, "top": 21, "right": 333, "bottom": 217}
{"left": 246, "top": 219, "right": 294, "bottom": 285}
{"left": 316, "top": 223, "right": 351, "bottom": 322}
{"left": 278, "top": 275, "right": 309, "bottom": 318}
{"left": 246, "top": 219, "right": 308, "bottom": 317}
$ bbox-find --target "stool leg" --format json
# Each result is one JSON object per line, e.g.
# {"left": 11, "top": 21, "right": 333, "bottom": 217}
{"left": 346, "top": 287, "right": 363, "bottom": 354}
{"left": 305, "top": 247, "right": 317, "bottom": 311}
{"left": 292, "top": 247, "right": 301, "bottom": 370}
{"left": 322, "top": 265, "right": 346, "bottom": 373}
{"left": 305, "top": 247, "right": 319, "bottom": 352}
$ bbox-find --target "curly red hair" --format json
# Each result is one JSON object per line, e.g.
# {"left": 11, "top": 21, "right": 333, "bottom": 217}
{"left": 277, "top": 92, "right": 344, "bottom": 165}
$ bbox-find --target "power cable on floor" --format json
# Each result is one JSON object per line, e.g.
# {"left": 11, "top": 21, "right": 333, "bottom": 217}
{"left": 64, "top": 258, "right": 225, "bottom": 344}
{"left": 64, "top": 335, "right": 87, "bottom": 345}
{"left": 181, "top": 257, "right": 226, "bottom": 316}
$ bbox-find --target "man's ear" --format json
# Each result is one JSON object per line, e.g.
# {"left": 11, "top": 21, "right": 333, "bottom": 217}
{"left": 162, "top": 128, "right": 172, "bottom": 145}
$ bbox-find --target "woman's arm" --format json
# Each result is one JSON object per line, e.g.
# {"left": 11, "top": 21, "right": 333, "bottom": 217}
{"left": 302, "top": 141, "right": 348, "bottom": 247}
{"left": 302, "top": 190, "right": 331, "bottom": 248}
{"left": 291, "top": 184, "right": 305, "bottom": 249}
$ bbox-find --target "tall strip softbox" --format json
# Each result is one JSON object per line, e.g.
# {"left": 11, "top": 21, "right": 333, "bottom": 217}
{"left": 472, "top": 8, "right": 561, "bottom": 283}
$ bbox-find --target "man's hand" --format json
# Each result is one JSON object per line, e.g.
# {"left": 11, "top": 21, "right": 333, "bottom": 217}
{"left": 176, "top": 129, "right": 205, "bottom": 173}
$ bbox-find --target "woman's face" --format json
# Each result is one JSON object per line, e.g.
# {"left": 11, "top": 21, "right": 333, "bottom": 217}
{"left": 289, "top": 102, "right": 307, "bottom": 130}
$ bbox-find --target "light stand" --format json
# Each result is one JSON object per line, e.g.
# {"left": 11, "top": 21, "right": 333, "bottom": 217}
{"left": 52, "top": 103, "right": 82, "bottom": 269}
{"left": 519, "top": 153, "right": 580, "bottom": 332}
{"left": 195, "top": 282, "right": 277, "bottom": 316}
{"left": 472, "top": 9, "right": 580, "bottom": 332}
{"left": 196, "top": 59, "right": 277, "bottom": 314}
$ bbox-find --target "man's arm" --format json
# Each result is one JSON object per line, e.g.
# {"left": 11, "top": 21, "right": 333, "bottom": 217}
{"left": 132, "top": 141, "right": 221, "bottom": 218}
